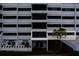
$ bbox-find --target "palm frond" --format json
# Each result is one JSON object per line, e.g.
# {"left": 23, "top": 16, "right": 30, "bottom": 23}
{"left": 52, "top": 27, "right": 66, "bottom": 39}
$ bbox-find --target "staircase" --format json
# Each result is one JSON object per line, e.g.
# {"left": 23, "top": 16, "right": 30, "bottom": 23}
{"left": 61, "top": 40, "right": 79, "bottom": 51}
{"left": 59, "top": 40, "right": 73, "bottom": 53}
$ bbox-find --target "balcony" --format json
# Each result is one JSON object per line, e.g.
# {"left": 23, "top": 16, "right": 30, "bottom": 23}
{"left": 2, "top": 19, "right": 17, "bottom": 24}
{"left": 18, "top": 27, "right": 31, "bottom": 32}
{"left": 18, "top": 36, "right": 31, "bottom": 39}
{"left": 3, "top": 28, "right": 17, "bottom": 32}
{"left": 48, "top": 33, "right": 76, "bottom": 40}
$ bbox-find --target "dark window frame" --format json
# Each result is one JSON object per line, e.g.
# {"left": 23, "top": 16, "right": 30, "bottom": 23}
{"left": 3, "top": 33, "right": 17, "bottom": 36}
{"left": 76, "top": 24, "right": 79, "bottom": 27}
{"left": 0, "top": 23, "right": 2, "bottom": 27}
{"left": 32, "top": 22, "right": 47, "bottom": 29}
{"left": 62, "top": 16, "right": 74, "bottom": 19}
{"left": 66, "top": 32, "right": 74, "bottom": 35}
{"left": 48, "top": 33, "right": 52, "bottom": 36}
{"left": 18, "top": 24, "right": 31, "bottom": 27}
{"left": 3, "top": 16, "right": 17, "bottom": 19}
{"left": 76, "top": 32, "right": 79, "bottom": 35}
{"left": 47, "top": 24, "right": 61, "bottom": 27}
{"left": 48, "top": 7, "right": 61, "bottom": 11}
{"left": 48, "top": 16, "right": 61, "bottom": 19}
{"left": 32, "top": 31, "right": 46, "bottom": 38}
{"left": 18, "top": 8, "right": 31, "bottom": 11}
{"left": 62, "top": 8, "right": 74, "bottom": 11}
{"left": 48, "top": 32, "right": 74, "bottom": 36}
{"left": 18, "top": 16, "right": 31, "bottom": 19}
{"left": 3, "top": 24, "right": 17, "bottom": 27}
{"left": 32, "top": 13, "right": 47, "bottom": 20}
{"left": 76, "top": 8, "right": 79, "bottom": 11}
{"left": 62, "top": 24, "right": 74, "bottom": 27}
{"left": 76, "top": 16, "right": 79, "bottom": 19}
{"left": 18, "top": 32, "right": 31, "bottom": 35}
{"left": 32, "top": 4, "right": 47, "bottom": 10}
{"left": 3, "top": 8, "right": 17, "bottom": 11}
{"left": 0, "top": 14, "right": 2, "bottom": 19}
{"left": 0, "top": 5, "right": 2, "bottom": 10}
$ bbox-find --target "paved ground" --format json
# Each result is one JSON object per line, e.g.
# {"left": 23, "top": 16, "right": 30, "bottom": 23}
{"left": 0, "top": 51, "right": 78, "bottom": 56}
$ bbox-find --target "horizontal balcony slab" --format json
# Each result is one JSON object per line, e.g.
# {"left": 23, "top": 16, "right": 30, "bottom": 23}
{"left": 3, "top": 28, "right": 17, "bottom": 32}
{"left": 0, "top": 48, "right": 32, "bottom": 51}
{"left": 31, "top": 38, "right": 47, "bottom": 40}
{"left": 18, "top": 36, "right": 31, "bottom": 39}
{"left": 3, "top": 36, "right": 17, "bottom": 39}
{"left": 48, "top": 3, "right": 62, "bottom": 7}
{"left": 48, "top": 35, "right": 76, "bottom": 40}
{"left": 32, "top": 11, "right": 47, "bottom": 13}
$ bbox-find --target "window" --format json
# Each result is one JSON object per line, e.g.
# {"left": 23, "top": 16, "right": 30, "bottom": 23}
{"left": 62, "top": 16, "right": 74, "bottom": 19}
{"left": 0, "top": 5, "right": 2, "bottom": 10}
{"left": 3, "top": 24, "right": 16, "bottom": 27}
{"left": 8, "top": 40, "right": 15, "bottom": 46}
{"left": 62, "top": 8, "right": 74, "bottom": 11}
{"left": 76, "top": 24, "right": 79, "bottom": 27}
{"left": 32, "top": 41, "right": 46, "bottom": 48}
{"left": 66, "top": 32, "right": 74, "bottom": 35}
{"left": 18, "top": 16, "right": 31, "bottom": 19}
{"left": 18, "top": 24, "right": 31, "bottom": 27}
{"left": 18, "top": 32, "right": 31, "bottom": 35}
{"left": 0, "top": 14, "right": 2, "bottom": 19}
{"left": 32, "top": 22, "right": 47, "bottom": 29}
{"left": 3, "top": 8, "right": 17, "bottom": 11}
{"left": 32, "top": 4, "right": 47, "bottom": 10}
{"left": 62, "top": 24, "right": 74, "bottom": 27}
{"left": 3, "top": 33, "right": 17, "bottom": 36}
{"left": 32, "top": 13, "right": 47, "bottom": 20}
{"left": 48, "top": 33, "right": 52, "bottom": 36}
{"left": 76, "top": 8, "right": 79, "bottom": 11}
{"left": 48, "top": 32, "right": 74, "bottom": 35}
{"left": 18, "top": 8, "right": 31, "bottom": 11}
{"left": 3, "top": 16, "right": 16, "bottom": 19}
{"left": 32, "top": 32, "right": 46, "bottom": 38}
{"left": 0, "top": 31, "right": 2, "bottom": 34}
{"left": 76, "top": 16, "right": 79, "bottom": 19}
{"left": 0, "top": 23, "right": 2, "bottom": 27}
{"left": 48, "top": 16, "right": 61, "bottom": 19}
{"left": 76, "top": 32, "right": 79, "bottom": 35}
{"left": 47, "top": 24, "right": 61, "bottom": 27}
{"left": 48, "top": 33, "right": 57, "bottom": 36}
{"left": 21, "top": 40, "right": 30, "bottom": 47}
{"left": 48, "top": 7, "right": 61, "bottom": 11}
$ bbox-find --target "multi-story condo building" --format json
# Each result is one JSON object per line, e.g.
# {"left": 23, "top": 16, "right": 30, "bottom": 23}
{"left": 0, "top": 3, "right": 79, "bottom": 52}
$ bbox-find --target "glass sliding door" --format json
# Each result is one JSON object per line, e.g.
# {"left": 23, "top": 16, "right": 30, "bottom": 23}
{"left": 32, "top": 40, "right": 47, "bottom": 51}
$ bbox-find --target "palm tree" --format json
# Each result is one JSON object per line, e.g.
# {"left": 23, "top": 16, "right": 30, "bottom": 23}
{"left": 53, "top": 27, "right": 66, "bottom": 40}
{"left": 52, "top": 28, "right": 66, "bottom": 51}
